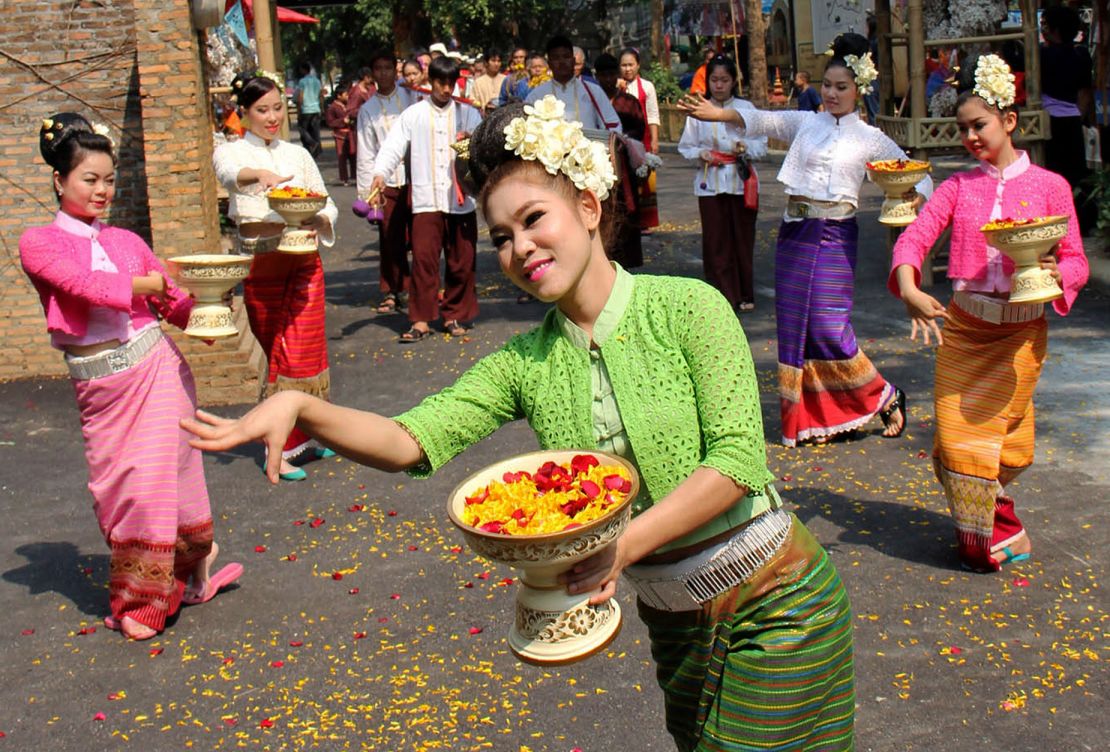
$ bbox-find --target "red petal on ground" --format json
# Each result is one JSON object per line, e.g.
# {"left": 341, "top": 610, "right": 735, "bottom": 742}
{"left": 950, "top": 646, "right": 963, "bottom": 655}
{"left": 407, "top": 545, "right": 419, "bottom": 551}
{"left": 222, "top": 657, "right": 234, "bottom": 665}
{"left": 468, "top": 626, "right": 483, "bottom": 635}
{"left": 390, "top": 593, "right": 401, "bottom": 600}
{"left": 357, "top": 484, "right": 366, "bottom": 490}
{"left": 259, "top": 718, "right": 274, "bottom": 728}
{"left": 149, "top": 648, "right": 164, "bottom": 656}
{"left": 463, "top": 581, "right": 474, "bottom": 588}
{"left": 387, "top": 510, "right": 398, "bottom": 516}
{"left": 270, "top": 660, "right": 284, "bottom": 668}
{"left": 293, "top": 520, "right": 305, "bottom": 526}
{"left": 20, "top": 629, "right": 34, "bottom": 636}
{"left": 378, "top": 617, "right": 389, "bottom": 623}
{"left": 83, "top": 567, "right": 93, "bottom": 575}
{"left": 331, "top": 572, "right": 344, "bottom": 580}
{"left": 107, "top": 693, "right": 122, "bottom": 701}
{"left": 78, "top": 626, "right": 95, "bottom": 635}
{"left": 348, "top": 504, "right": 365, "bottom": 512}
{"left": 450, "top": 546, "right": 463, "bottom": 553}
{"left": 780, "top": 474, "right": 793, "bottom": 482}
{"left": 223, "top": 718, "right": 238, "bottom": 727}
{"left": 93, "top": 712, "right": 106, "bottom": 721}
{"left": 353, "top": 631, "right": 367, "bottom": 639}
{"left": 348, "top": 587, "right": 360, "bottom": 595}
{"left": 1013, "top": 577, "right": 1030, "bottom": 587}
{"left": 286, "top": 553, "right": 297, "bottom": 561}
{"left": 499, "top": 577, "right": 514, "bottom": 586}
{"left": 476, "top": 571, "right": 490, "bottom": 580}
{"left": 309, "top": 517, "right": 325, "bottom": 528}
{"left": 254, "top": 545, "right": 267, "bottom": 553}
{"left": 289, "top": 640, "right": 303, "bottom": 647}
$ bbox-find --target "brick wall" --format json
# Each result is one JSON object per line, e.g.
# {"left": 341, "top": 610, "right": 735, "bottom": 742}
{"left": 0, "top": 1, "right": 259, "bottom": 405}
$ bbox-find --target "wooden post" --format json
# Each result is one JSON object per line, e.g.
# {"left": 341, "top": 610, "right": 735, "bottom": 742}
{"left": 876, "top": 0, "right": 893, "bottom": 118}
{"left": 907, "top": 0, "right": 925, "bottom": 132}
{"left": 1020, "top": 0, "right": 1044, "bottom": 165}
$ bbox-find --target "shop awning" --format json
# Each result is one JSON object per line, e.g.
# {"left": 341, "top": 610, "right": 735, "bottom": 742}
{"left": 226, "top": 0, "right": 320, "bottom": 25}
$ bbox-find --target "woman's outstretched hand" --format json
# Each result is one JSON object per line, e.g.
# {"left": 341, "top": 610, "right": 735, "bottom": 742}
{"left": 677, "top": 93, "right": 719, "bottom": 122}
{"left": 901, "top": 287, "right": 949, "bottom": 346}
{"left": 182, "top": 392, "right": 305, "bottom": 484}
{"left": 557, "top": 537, "right": 627, "bottom": 605}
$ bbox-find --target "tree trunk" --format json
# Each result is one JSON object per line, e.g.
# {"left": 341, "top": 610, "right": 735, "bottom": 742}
{"left": 650, "top": 0, "right": 667, "bottom": 68}
{"left": 745, "top": 0, "right": 768, "bottom": 106}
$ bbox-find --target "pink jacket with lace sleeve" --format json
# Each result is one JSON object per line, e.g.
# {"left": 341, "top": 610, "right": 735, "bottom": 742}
{"left": 19, "top": 224, "right": 193, "bottom": 337}
{"left": 888, "top": 164, "right": 1088, "bottom": 315}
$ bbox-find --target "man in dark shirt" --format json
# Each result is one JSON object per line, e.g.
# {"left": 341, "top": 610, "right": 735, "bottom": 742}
{"left": 794, "top": 71, "right": 821, "bottom": 112}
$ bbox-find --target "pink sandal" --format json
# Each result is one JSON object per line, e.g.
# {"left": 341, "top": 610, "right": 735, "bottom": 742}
{"left": 183, "top": 562, "right": 243, "bottom": 605}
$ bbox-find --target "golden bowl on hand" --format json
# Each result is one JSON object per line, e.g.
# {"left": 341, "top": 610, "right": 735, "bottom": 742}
{"left": 267, "top": 188, "right": 328, "bottom": 253}
{"left": 866, "top": 159, "right": 931, "bottom": 226}
{"left": 980, "top": 215, "right": 1067, "bottom": 304}
{"left": 447, "top": 449, "right": 639, "bottom": 665}
{"left": 165, "top": 254, "right": 252, "bottom": 338}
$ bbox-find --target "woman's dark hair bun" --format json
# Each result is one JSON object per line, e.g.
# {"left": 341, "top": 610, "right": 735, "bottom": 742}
{"left": 231, "top": 71, "right": 280, "bottom": 110}
{"left": 830, "top": 32, "right": 870, "bottom": 61}
{"left": 466, "top": 102, "right": 526, "bottom": 194}
{"left": 39, "top": 112, "right": 92, "bottom": 169}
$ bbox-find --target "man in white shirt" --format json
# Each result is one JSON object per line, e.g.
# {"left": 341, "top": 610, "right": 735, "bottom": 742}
{"left": 526, "top": 35, "right": 621, "bottom": 133}
{"left": 357, "top": 49, "right": 418, "bottom": 314}
{"left": 369, "top": 57, "right": 482, "bottom": 342}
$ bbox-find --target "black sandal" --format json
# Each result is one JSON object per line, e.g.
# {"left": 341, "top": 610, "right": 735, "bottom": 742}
{"left": 398, "top": 326, "right": 432, "bottom": 344}
{"left": 879, "top": 387, "right": 907, "bottom": 438}
{"left": 376, "top": 294, "right": 398, "bottom": 314}
{"left": 443, "top": 320, "right": 467, "bottom": 337}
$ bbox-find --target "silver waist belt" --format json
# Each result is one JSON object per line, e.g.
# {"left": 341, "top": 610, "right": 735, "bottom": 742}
{"left": 785, "top": 198, "right": 856, "bottom": 220}
{"left": 624, "top": 507, "right": 793, "bottom": 612}
{"left": 65, "top": 327, "right": 163, "bottom": 381}
{"left": 951, "top": 291, "right": 1043, "bottom": 324}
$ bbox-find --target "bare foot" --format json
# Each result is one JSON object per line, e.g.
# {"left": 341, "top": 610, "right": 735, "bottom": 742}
{"left": 105, "top": 614, "right": 157, "bottom": 640}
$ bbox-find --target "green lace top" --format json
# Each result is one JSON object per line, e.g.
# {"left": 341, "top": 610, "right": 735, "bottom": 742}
{"left": 395, "top": 271, "right": 778, "bottom": 552}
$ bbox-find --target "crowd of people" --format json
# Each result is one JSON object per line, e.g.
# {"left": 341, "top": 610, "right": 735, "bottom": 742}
{"left": 18, "top": 21, "right": 1093, "bottom": 752}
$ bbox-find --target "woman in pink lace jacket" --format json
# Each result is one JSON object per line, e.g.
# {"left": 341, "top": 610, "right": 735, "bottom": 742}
{"left": 19, "top": 114, "right": 241, "bottom": 639}
{"left": 890, "top": 57, "right": 1089, "bottom": 573}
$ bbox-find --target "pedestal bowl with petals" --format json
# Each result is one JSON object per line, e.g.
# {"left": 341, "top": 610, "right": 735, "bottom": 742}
{"left": 980, "top": 215, "right": 1067, "bottom": 304}
{"left": 166, "top": 254, "right": 251, "bottom": 338}
{"left": 866, "top": 159, "right": 931, "bottom": 226}
{"left": 447, "top": 449, "right": 640, "bottom": 665}
{"left": 267, "top": 190, "right": 328, "bottom": 253}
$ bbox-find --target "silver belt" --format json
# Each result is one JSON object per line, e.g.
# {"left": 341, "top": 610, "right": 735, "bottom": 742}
{"left": 951, "top": 291, "right": 1043, "bottom": 324}
{"left": 624, "top": 507, "right": 793, "bottom": 612}
{"left": 786, "top": 198, "right": 856, "bottom": 220}
{"left": 65, "top": 327, "right": 163, "bottom": 381}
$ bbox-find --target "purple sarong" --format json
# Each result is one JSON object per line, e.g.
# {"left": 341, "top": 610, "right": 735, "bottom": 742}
{"left": 774, "top": 218, "right": 893, "bottom": 446}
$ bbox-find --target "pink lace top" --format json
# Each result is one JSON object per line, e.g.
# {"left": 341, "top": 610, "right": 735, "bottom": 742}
{"left": 49, "top": 212, "right": 137, "bottom": 348}
{"left": 889, "top": 156, "right": 1088, "bottom": 316}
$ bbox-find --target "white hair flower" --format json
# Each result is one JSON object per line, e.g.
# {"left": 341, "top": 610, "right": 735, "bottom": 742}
{"left": 972, "top": 54, "right": 1015, "bottom": 109}
{"left": 91, "top": 121, "right": 115, "bottom": 148}
{"left": 502, "top": 95, "right": 617, "bottom": 199}
{"left": 844, "top": 52, "right": 878, "bottom": 95}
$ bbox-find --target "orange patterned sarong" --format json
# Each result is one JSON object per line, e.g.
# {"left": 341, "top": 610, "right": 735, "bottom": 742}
{"left": 933, "top": 302, "right": 1046, "bottom": 571}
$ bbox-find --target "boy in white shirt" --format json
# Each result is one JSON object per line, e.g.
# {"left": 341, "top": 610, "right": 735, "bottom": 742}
{"left": 369, "top": 57, "right": 482, "bottom": 342}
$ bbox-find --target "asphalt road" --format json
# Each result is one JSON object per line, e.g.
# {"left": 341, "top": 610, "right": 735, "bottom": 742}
{"left": 0, "top": 147, "right": 1106, "bottom": 751}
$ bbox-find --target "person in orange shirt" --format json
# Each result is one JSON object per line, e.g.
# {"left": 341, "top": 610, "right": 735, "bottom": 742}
{"left": 688, "top": 45, "right": 717, "bottom": 95}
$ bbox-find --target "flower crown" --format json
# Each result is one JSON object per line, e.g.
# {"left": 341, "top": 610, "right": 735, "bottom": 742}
{"left": 502, "top": 96, "right": 617, "bottom": 200}
{"left": 972, "top": 54, "right": 1016, "bottom": 110}
{"left": 844, "top": 52, "right": 878, "bottom": 95}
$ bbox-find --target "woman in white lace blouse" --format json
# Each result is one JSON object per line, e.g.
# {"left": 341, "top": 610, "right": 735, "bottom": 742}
{"left": 680, "top": 33, "right": 931, "bottom": 448}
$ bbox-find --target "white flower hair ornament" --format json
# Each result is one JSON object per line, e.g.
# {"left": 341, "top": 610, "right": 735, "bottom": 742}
{"left": 91, "top": 122, "right": 115, "bottom": 149}
{"left": 502, "top": 95, "right": 618, "bottom": 200}
{"left": 972, "top": 54, "right": 1016, "bottom": 110}
{"left": 844, "top": 52, "right": 878, "bottom": 96}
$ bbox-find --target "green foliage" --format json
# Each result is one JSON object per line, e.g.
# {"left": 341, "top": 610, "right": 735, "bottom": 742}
{"left": 1080, "top": 167, "right": 1110, "bottom": 243}
{"left": 280, "top": 0, "right": 577, "bottom": 79}
{"left": 642, "top": 62, "right": 683, "bottom": 103}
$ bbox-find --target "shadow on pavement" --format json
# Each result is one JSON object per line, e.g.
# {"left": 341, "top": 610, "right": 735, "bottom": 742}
{"left": 4, "top": 542, "right": 110, "bottom": 618}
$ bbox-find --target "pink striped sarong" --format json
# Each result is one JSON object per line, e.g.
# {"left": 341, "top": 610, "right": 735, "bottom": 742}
{"left": 73, "top": 333, "right": 213, "bottom": 631}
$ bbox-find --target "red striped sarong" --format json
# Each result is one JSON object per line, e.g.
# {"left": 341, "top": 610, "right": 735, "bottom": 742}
{"left": 243, "top": 252, "right": 330, "bottom": 457}
{"left": 73, "top": 335, "right": 213, "bottom": 631}
{"left": 933, "top": 302, "right": 1046, "bottom": 571}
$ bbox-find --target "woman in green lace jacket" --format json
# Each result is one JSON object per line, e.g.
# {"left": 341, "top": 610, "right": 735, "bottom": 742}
{"left": 184, "top": 100, "right": 854, "bottom": 752}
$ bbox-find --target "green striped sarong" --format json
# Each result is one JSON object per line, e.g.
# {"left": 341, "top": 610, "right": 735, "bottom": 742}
{"left": 637, "top": 515, "right": 854, "bottom": 751}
